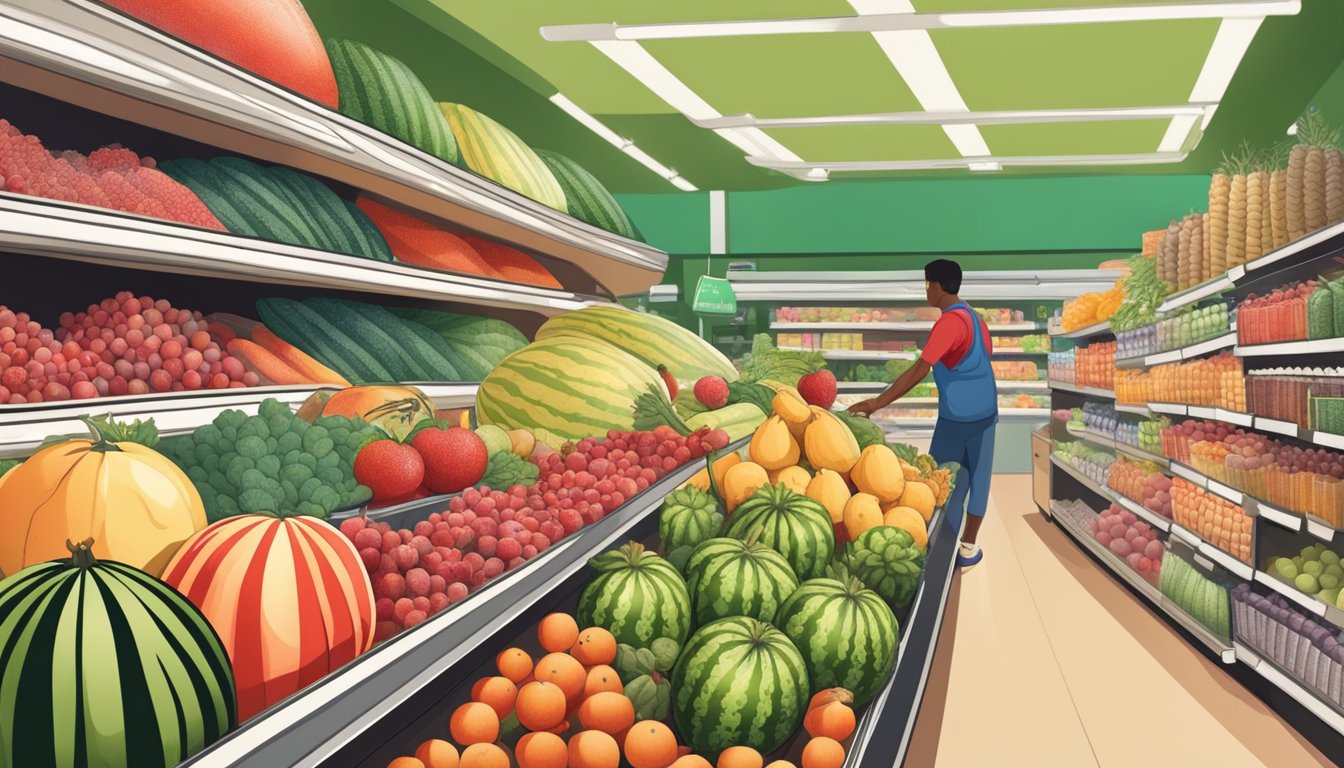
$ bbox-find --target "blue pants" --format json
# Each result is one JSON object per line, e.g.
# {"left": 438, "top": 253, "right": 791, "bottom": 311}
{"left": 929, "top": 414, "right": 997, "bottom": 534}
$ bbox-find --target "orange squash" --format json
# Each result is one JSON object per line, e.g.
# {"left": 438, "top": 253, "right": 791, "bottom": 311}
{"left": 299, "top": 385, "right": 436, "bottom": 440}
{"left": 0, "top": 418, "right": 206, "bottom": 577}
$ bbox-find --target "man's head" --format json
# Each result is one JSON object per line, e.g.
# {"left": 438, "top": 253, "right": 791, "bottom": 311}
{"left": 924, "top": 259, "right": 962, "bottom": 307}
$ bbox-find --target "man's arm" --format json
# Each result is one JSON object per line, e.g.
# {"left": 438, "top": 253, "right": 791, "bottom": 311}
{"left": 846, "top": 359, "right": 933, "bottom": 416}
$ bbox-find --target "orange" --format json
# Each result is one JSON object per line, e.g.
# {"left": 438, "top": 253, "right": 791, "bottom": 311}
{"left": 807, "top": 688, "right": 853, "bottom": 711}
{"left": 567, "top": 730, "right": 620, "bottom": 768}
{"left": 803, "top": 701, "right": 855, "bottom": 742}
{"left": 388, "top": 759, "right": 426, "bottom": 768}
{"left": 449, "top": 702, "right": 500, "bottom": 746}
{"left": 623, "top": 720, "right": 678, "bottom": 768}
{"left": 473, "top": 676, "right": 519, "bottom": 720}
{"left": 583, "top": 665, "right": 623, "bottom": 698}
{"left": 572, "top": 627, "right": 617, "bottom": 666}
{"left": 538, "top": 613, "right": 580, "bottom": 654}
{"left": 517, "top": 681, "right": 569, "bottom": 731}
{"left": 764, "top": 762, "right": 797, "bottom": 768}
{"left": 516, "top": 731, "right": 569, "bottom": 768}
{"left": 534, "top": 652, "right": 587, "bottom": 700}
{"left": 415, "top": 739, "right": 460, "bottom": 768}
{"left": 801, "top": 738, "right": 844, "bottom": 768}
{"left": 497, "top": 648, "right": 535, "bottom": 683}
{"left": 578, "top": 691, "right": 635, "bottom": 735}
{"left": 716, "top": 746, "right": 762, "bottom": 768}
{"left": 460, "top": 743, "right": 509, "bottom": 768}
{"left": 669, "top": 757, "right": 712, "bottom": 768}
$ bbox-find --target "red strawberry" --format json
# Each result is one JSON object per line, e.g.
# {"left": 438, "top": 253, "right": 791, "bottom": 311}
{"left": 413, "top": 426, "right": 489, "bottom": 494}
{"left": 354, "top": 439, "right": 425, "bottom": 502}
{"left": 798, "top": 370, "right": 837, "bottom": 409}
{"left": 694, "top": 375, "right": 730, "bottom": 409}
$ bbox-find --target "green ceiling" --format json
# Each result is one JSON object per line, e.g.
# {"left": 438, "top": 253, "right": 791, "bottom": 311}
{"left": 307, "top": 0, "right": 1344, "bottom": 192}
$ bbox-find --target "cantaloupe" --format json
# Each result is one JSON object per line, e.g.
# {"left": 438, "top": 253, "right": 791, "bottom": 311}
{"left": 882, "top": 507, "right": 928, "bottom": 551}
{"left": 897, "top": 482, "right": 936, "bottom": 523}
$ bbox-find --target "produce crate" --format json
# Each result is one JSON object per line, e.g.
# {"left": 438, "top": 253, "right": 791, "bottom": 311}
{"left": 1232, "top": 583, "right": 1344, "bottom": 717}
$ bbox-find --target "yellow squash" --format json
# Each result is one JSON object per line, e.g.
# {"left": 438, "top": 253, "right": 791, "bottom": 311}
{"left": 769, "top": 465, "right": 812, "bottom": 495}
{"left": 803, "top": 406, "right": 861, "bottom": 473}
{"left": 806, "top": 469, "right": 852, "bottom": 524}
{"left": 898, "top": 481, "right": 937, "bottom": 523}
{"left": 842, "top": 493, "right": 884, "bottom": 540}
{"left": 722, "top": 461, "right": 770, "bottom": 512}
{"left": 685, "top": 451, "right": 742, "bottom": 494}
{"left": 883, "top": 505, "right": 929, "bottom": 550}
{"left": 0, "top": 419, "right": 206, "bottom": 577}
{"left": 851, "top": 445, "right": 906, "bottom": 503}
{"left": 749, "top": 416, "right": 800, "bottom": 471}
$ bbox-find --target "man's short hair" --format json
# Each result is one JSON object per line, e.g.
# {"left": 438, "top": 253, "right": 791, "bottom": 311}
{"left": 925, "top": 259, "right": 962, "bottom": 294}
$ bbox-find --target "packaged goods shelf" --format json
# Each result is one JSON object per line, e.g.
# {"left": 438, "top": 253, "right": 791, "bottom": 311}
{"left": 1050, "top": 320, "right": 1112, "bottom": 339}
{"left": 728, "top": 269, "right": 1124, "bottom": 302}
{"left": 770, "top": 321, "right": 1042, "bottom": 332}
{"left": 1061, "top": 425, "right": 1166, "bottom": 467}
{"left": 0, "top": 0, "right": 666, "bottom": 297}
{"left": 0, "top": 195, "right": 602, "bottom": 314}
{"left": 1114, "top": 332, "right": 1238, "bottom": 368}
{"left": 1252, "top": 572, "right": 1344, "bottom": 629}
{"left": 1048, "top": 381, "right": 1116, "bottom": 399}
{"left": 0, "top": 383, "right": 481, "bottom": 458}
{"left": 1236, "top": 338, "right": 1344, "bottom": 357}
{"left": 1235, "top": 643, "right": 1344, "bottom": 736}
{"left": 1051, "top": 454, "right": 1173, "bottom": 532}
{"left": 1049, "top": 454, "right": 1111, "bottom": 501}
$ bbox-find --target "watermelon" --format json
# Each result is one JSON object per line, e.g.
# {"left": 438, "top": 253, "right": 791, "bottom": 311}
{"left": 659, "top": 485, "right": 723, "bottom": 555}
{"left": 324, "top": 38, "right": 460, "bottom": 166}
{"left": 577, "top": 542, "right": 692, "bottom": 648}
{"left": 725, "top": 484, "right": 835, "bottom": 581}
{"left": 475, "top": 336, "right": 668, "bottom": 441}
{"left": 0, "top": 540, "right": 236, "bottom": 767}
{"left": 685, "top": 534, "right": 799, "bottom": 625}
{"left": 536, "top": 149, "right": 641, "bottom": 241}
{"left": 163, "top": 514, "right": 375, "bottom": 721}
{"left": 843, "top": 526, "right": 926, "bottom": 606}
{"left": 102, "top": 0, "right": 338, "bottom": 108}
{"left": 775, "top": 576, "right": 899, "bottom": 705}
{"left": 440, "top": 103, "right": 567, "bottom": 212}
{"left": 389, "top": 307, "right": 527, "bottom": 380}
{"left": 536, "top": 305, "right": 738, "bottom": 384}
{"left": 670, "top": 617, "right": 808, "bottom": 757}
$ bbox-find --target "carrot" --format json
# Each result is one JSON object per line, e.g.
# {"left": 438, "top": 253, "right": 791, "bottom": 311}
{"left": 656, "top": 364, "right": 679, "bottom": 399}
{"left": 226, "top": 338, "right": 307, "bottom": 385}
{"left": 252, "top": 326, "right": 350, "bottom": 386}
{"left": 208, "top": 322, "right": 236, "bottom": 346}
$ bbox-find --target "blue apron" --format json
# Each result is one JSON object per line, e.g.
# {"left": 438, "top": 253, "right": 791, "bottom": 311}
{"left": 932, "top": 303, "right": 998, "bottom": 423}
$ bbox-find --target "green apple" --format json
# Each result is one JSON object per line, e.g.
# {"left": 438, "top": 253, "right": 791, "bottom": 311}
{"left": 1295, "top": 573, "right": 1320, "bottom": 594}
{"left": 1275, "top": 558, "right": 1299, "bottom": 579}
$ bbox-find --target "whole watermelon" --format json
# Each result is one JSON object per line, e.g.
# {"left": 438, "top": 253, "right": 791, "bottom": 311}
{"left": 0, "top": 539, "right": 236, "bottom": 768}
{"left": 725, "top": 484, "right": 834, "bottom": 580}
{"left": 843, "top": 526, "right": 926, "bottom": 606}
{"left": 671, "top": 617, "right": 809, "bottom": 758}
{"left": 775, "top": 576, "right": 899, "bottom": 705}
{"left": 685, "top": 534, "right": 798, "bottom": 625}
{"left": 660, "top": 485, "right": 723, "bottom": 554}
{"left": 578, "top": 542, "right": 692, "bottom": 647}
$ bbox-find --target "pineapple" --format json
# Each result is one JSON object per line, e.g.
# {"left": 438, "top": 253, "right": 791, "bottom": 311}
{"left": 1209, "top": 157, "right": 1231, "bottom": 274}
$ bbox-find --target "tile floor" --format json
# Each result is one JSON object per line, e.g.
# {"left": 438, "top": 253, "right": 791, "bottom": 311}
{"left": 905, "top": 474, "right": 1335, "bottom": 768}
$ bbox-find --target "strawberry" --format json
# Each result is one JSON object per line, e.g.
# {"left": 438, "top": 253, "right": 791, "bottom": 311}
{"left": 413, "top": 426, "right": 489, "bottom": 494}
{"left": 354, "top": 439, "right": 425, "bottom": 502}
{"left": 694, "top": 375, "right": 729, "bottom": 409}
{"left": 798, "top": 369, "right": 838, "bottom": 409}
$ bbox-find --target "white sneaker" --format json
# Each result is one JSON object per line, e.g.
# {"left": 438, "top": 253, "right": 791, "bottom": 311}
{"left": 957, "top": 541, "right": 983, "bottom": 568}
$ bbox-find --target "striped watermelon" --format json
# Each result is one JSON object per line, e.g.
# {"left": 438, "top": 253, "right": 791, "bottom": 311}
{"left": 440, "top": 103, "right": 567, "bottom": 212}
{"left": 775, "top": 576, "right": 899, "bottom": 705}
{"left": 659, "top": 485, "right": 723, "bottom": 555}
{"left": 163, "top": 514, "right": 375, "bottom": 721}
{"left": 536, "top": 149, "right": 640, "bottom": 240}
{"left": 324, "top": 38, "right": 460, "bottom": 166}
{"left": 724, "top": 484, "right": 834, "bottom": 581}
{"left": 670, "top": 617, "right": 808, "bottom": 757}
{"left": 843, "top": 526, "right": 925, "bottom": 606}
{"left": 0, "top": 540, "right": 236, "bottom": 767}
{"left": 536, "top": 305, "right": 738, "bottom": 384}
{"left": 475, "top": 336, "right": 667, "bottom": 441}
{"left": 685, "top": 534, "right": 799, "bottom": 625}
{"left": 577, "top": 542, "right": 692, "bottom": 648}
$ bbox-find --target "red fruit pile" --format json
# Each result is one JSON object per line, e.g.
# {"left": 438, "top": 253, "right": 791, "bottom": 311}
{"left": 1106, "top": 458, "right": 1172, "bottom": 520}
{"left": 1238, "top": 280, "right": 1315, "bottom": 345}
{"left": 1084, "top": 503, "right": 1165, "bottom": 585}
{"left": 0, "top": 307, "right": 78, "bottom": 404}
{"left": 342, "top": 426, "right": 731, "bottom": 641}
{"left": 355, "top": 428, "right": 489, "bottom": 506}
{"left": 0, "top": 119, "right": 224, "bottom": 230}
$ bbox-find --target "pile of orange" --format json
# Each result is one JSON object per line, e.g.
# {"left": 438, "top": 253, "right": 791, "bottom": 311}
{"left": 385, "top": 613, "right": 859, "bottom": 768}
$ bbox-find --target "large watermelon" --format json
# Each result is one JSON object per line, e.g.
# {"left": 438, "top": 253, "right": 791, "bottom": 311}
{"left": 535, "top": 306, "right": 738, "bottom": 384}
{"left": 0, "top": 540, "right": 236, "bottom": 767}
{"left": 843, "top": 526, "right": 925, "bottom": 606}
{"left": 163, "top": 514, "right": 375, "bottom": 721}
{"left": 724, "top": 484, "right": 834, "bottom": 580}
{"left": 440, "top": 103, "right": 567, "bottom": 212}
{"left": 577, "top": 542, "right": 692, "bottom": 648}
{"left": 670, "top": 617, "right": 809, "bottom": 758}
{"left": 324, "top": 38, "right": 460, "bottom": 166}
{"left": 775, "top": 576, "right": 899, "bottom": 705}
{"left": 685, "top": 535, "right": 799, "bottom": 625}
{"left": 536, "top": 149, "right": 641, "bottom": 241}
{"left": 475, "top": 336, "right": 667, "bottom": 441}
{"left": 659, "top": 485, "right": 723, "bottom": 555}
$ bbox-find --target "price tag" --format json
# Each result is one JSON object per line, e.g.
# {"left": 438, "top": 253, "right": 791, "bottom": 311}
{"left": 1253, "top": 502, "right": 1301, "bottom": 532}
{"left": 1305, "top": 518, "right": 1337, "bottom": 543}
{"left": 1171, "top": 463, "right": 1207, "bottom": 487}
{"left": 1255, "top": 417, "right": 1301, "bottom": 438}
{"left": 1206, "top": 480, "right": 1243, "bottom": 505}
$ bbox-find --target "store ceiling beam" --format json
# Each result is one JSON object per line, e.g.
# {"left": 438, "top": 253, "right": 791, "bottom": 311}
{"left": 746, "top": 152, "right": 1189, "bottom": 180}
{"left": 694, "top": 106, "right": 1213, "bottom": 131}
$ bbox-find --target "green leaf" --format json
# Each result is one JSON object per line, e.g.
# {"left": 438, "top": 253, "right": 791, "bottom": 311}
{"left": 739, "top": 333, "right": 826, "bottom": 383}
{"left": 725, "top": 381, "right": 774, "bottom": 416}
{"left": 633, "top": 383, "right": 693, "bottom": 435}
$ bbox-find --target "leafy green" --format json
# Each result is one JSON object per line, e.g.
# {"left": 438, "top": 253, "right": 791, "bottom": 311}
{"left": 725, "top": 381, "right": 774, "bottom": 416}
{"left": 1110, "top": 254, "right": 1164, "bottom": 333}
{"left": 480, "top": 451, "right": 539, "bottom": 490}
{"left": 36, "top": 414, "right": 161, "bottom": 452}
{"left": 887, "top": 442, "right": 919, "bottom": 464}
{"left": 738, "top": 333, "right": 825, "bottom": 383}
{"left": 672, "top": 389, "right": 708, "bottom": 420}
{"left": 633, "top": 383, "right": 693, "bottom": 435}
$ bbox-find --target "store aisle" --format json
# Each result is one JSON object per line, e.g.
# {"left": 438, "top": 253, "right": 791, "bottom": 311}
{"left": 907, "top": 475, "right": 1334, "bottom": 768}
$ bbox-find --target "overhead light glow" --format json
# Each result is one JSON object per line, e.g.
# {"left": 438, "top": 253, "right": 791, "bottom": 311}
{"left": 694, "top": 105, "right": 1209, "bottom": 130}
{"left": 806, "top": 168, "right": 831, "bottom": 180}
{"left": 1287, "top": 122, "right": 1299, "bottom": 135}
{"left": 549, "top": 92, "right": 696, "bottom": 191}
{"left": 1158, "top": 113, "right": 1201, "bottom": 153}
{"left": 1188, "top": 17, "right": 1265, "bottom": 103}
{"left": 670, "top": 175, "right": 698, "bottom": 191}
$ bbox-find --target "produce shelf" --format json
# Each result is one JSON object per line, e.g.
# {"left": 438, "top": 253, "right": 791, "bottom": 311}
{"left": 1050, "top": 320, "right": 1112, "bottom": 340}
{"left": 1167, "top": 523, "right": 1254, "bottom": 581}
{"left": 179, "top": 437, "right": 749, "bottom": 768}
{"left": 0, "top": 0, "right": 667, "bottom": 297}
{"left": 1236, "top": 337, "right": 1344, "bottom": 357}
{"left": 770, "top": 321, "right": 1041, "bottom": 332}
{"left": 779, "top": 348, "right": 919, "bottom": 361}
{"left": 1252, "top": 571, "right": 1344, "bottom": 629}
{"left": 1050, "top": 454, "right": 1112, "bottom": 501}
{"left": 1115, "top": 443, "right": 1169, "bottom": 467}
{"left": 1116, "top": 332, "right": 1238, "bottom": 369}
{"left": 1115, "top": 403, "right": 1154, "bottom": 417}
{"left": 730, "top": 269, "right": 1123, "bottom": 303}
{"left": 1109, "top": 492, "right": 1174, "bottom": 534}
{"left": 1157, "top": 273, "right": 1240, "bottom": 315}
{"left": 837, "top": 380, "right": 1049, "bottom": 393}
{"left": 1048, "top": 381, "right": 1116, "bottom": 399}
{"left": 1235, "top": 643, "right": 1344, "bottom": 736}
{"left": 0, "top": 383, "right": 480, "bottom": 458}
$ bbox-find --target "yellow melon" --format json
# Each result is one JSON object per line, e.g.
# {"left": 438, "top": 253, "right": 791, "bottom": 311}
{"left": 897, "top": 482, "right": 936, "bottom": 523}
{"left": 883, "top": 506, "right": 928, "bottom": 550}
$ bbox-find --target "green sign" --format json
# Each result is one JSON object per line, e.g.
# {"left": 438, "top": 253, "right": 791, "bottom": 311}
{"left": 691, "top": 275, "right": 738, "bottom": 315}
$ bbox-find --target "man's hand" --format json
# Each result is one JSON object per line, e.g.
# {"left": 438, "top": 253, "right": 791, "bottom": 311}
{"left": 847, "top": 398, "right": 883, "bottom": 417}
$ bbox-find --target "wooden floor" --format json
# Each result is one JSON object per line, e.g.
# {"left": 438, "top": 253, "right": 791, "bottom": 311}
{"left": 905, "top": 474, "right": 1334, "bottom": 768}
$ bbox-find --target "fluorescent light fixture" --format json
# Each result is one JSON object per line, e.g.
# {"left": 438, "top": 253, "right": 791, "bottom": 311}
{"left": 1201, "top": 104, "right": 1220, "bottom": 130}
{"left": 670, "top": 175, "right": 698, "bottom": 192}
{"left": 806, "top": 168, "right": 831, "bottom": 180}
{"left": 541, "top": 2, "right": 1299, "bottom": 41}
{"left": 968, "top": 161, "right": 1003, "bottom": 172}
{"left": 1188, "top": 17, "right": 1265, "bottom": 103}
{"left": 549, "top": 91, "right": 695, "bottom": 191}
{"left": 694, "top": 105, "right": 1210, "bottom": 130}
{"left": 746, "top": 152, "right": 1188, "bottom": 178}
{"left": 1158, "top": 113, "right": 1201, "bottom": 153}
{"left": 1287, "top": 122, "right": 1299, "bottom": 135}
{"left": 622, "top": 144, "right": 675, "bottom": 179}
{"left": 590, "top": 41, "right": 718, "bottom": 121}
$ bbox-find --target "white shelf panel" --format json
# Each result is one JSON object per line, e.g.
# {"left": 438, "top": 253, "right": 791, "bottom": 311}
{"left": 0, "top": 0, "right": 665, "bottom": 296}
{"left": 1216, "top": 408, "right": 1256, "bottom": 427}
{"left": 1051, "top": 320, "right": 1112, "bottom": 339}
{"left": 1236, "top": 337, "right": 1344, "bottom": 357}
{"left": 781, "top": 348, "right": 919, "bottom": 361}
{"left": 1115, "top": 443, "right": 1169, "bottom": 467}
{"left": 0, "top": 195, "right": 598, "bottom": 314}
{"left": 1115, "top": 403, "right": 1154, "bottom": 417}
{"left": 1049, "top": 381, "right": 1116, "bottom": 399}
{"left": 1157, "top": 272, "right": 1239, "bottom": 315}
{"left": 1254, "top": 416, "right": 1303, "bottom": 439}
{"left": 1149, "top": 402, "right": 1188, "bottom": 416}
{"left": 1111, "top": 492, "right": 1173, "bottom": 533}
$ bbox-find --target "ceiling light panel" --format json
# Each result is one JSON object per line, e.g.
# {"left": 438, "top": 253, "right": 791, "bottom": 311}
{"left": 548, "top": 91, "right": 697, "bottom": 191}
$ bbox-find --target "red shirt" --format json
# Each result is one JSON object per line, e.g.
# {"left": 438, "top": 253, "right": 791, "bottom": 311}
{"left": 920, "top": 307, "right": 993, "bottom": 370}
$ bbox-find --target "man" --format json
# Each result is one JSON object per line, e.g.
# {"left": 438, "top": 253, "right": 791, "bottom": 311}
{"left": 848, "top": 259, "right": 996, "bottom": 568}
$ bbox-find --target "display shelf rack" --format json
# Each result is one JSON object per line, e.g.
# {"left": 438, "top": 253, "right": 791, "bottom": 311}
{"left": 1166, "top": 463, "right": 1340, "bottom": 544}
{"left": 1061, "top": 425, "right": 1169, "bottom": 467}
{"left": 0, "top": 195, "right": 601, "bottom": 314}
{"left": 1049, "top": 381, "right": 1115, "bottom": 399}
{"left": 1236, "top": 337, "right": 1344, "bottom": 357}
{"left": 1252, "top": 572, "right": 1344, "bottom": 629}
{"left": 1109, "top": 491, "right": 1175, "bottom": 535}
{"left": 1051, "top": 320, "right": 1112, "bottom": 340}
{"left": 874, "top": 408, "right": 1049, "bottom": 428}
{"left": 728, "top": 269, "right": 1124, "bottom": 303}
{"left": 1050, "top": 454, "right": 1111, "bottom": 500}
{"left": 1157, "top": 273, "right": 1240, "bottom": 315}
{"left": 1235, "top": 643, "right": 1344, "bottom": 736}
{"left": 1167, "top": 523, "right": 1255, "bottom": 581}
{"left": 780, "top": 348, "right": 919, "bottom": 361}
{"left": 1116, "top": 443, "right": 1170, "bottom": 467}
{"left": 1114, "top": 332, "right": 1237, "bottom": 369}
{"left": 0, "top": 0, "right": 667, "bottom": 297}
{"left": 0, "top": 383, "right": 480, "bottom": 458}
{"left": 181, "top": 437, "right": 748, "bottom": 768}
{"left": 1115, "top": 403, "right": 1154, "bottom": 417}
{"left": 770, "top": 321, "right": 1041, "bottom": 332}
{"left": 837, "top": 380, "right": 1049, "bottom": 393}
{"left": 1149, "top": 402, "right": 1188, "bottom": 416}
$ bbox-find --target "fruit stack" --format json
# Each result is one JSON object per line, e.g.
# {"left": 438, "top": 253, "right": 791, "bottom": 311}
{"left": 1238, "top": 281, "right": 1316, "bottom": 346}
{"left": 1081, "top": 402, "right": 1120, "bottom": 437}
{"left": 1084, "top": 503, "right": 1165, "bottom": 585}
{"left": 1147, "top": 353, "right": 1246, "bottom": 409}
{"left": 1156, "top": 303, "right": 1231, "bottom": 351}
{"left": 1171, "top": 478, "right": 1252, "bottom": 563}
{"left": 990, "top": 360, "right": 1040, "bottom": 381}
{"left": 1052, "top": 441, "right": 1115, "bottom": 486}
{"left": 1161, "top": 551, "right": 1232, "bottom": 640}
{"left": 1047, "top": 350, "right": 1076, "bottom": 386}
{"left": 1264, "top": 543, "right": 1344, "bottom": 610}
{"left": 1076, "top": 341, "right": 1116, "bottom": 390}
{"left": 1245, "top": 367, "right": 1344, "bottom": 436}
{"left": 1105, "top": 457, "right": 1172, "bottom": 520}
{"left": 1231, "top": 584, "right": 1344, "bottom": 710}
